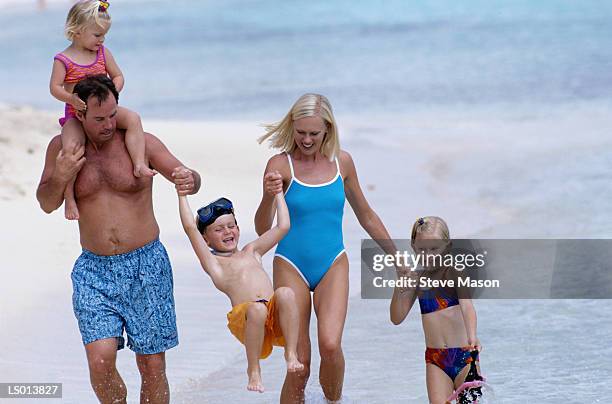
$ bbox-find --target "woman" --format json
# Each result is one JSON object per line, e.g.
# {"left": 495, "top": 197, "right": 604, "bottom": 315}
{"left": 255, "top": 93, "right": 395, "bottom": 403}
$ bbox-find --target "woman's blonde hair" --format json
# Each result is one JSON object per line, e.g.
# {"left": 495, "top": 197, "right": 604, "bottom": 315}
{"left": 64, "top": 0, "right": 112, "bottom": 41}
{"left": 258, "top": 93, "right": 340, "bottom": 161}
{"left": 411, "top": 216, "right": 450, "bottom": 242}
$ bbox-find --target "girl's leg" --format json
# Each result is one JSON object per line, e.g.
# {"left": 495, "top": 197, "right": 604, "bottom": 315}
{"left": 312, "top": 253, "right": 349, "bottom": 402}
{"left": 453, "top": 358, "right": 482, "bottom": 388}
{"left": 117, "top": 107, "right": 156, "bottom": 178}
{"left": 273, "top": 286, "right": 304, "bottom": 372}
{"left": 244, "top": 302, "right": 267, "bottom": 393}
{"left": 426, "top": 364, "right": 454, "bottom": 404}
{"left": 60, "top": 119, "right": 85, "bottom": 220}
{"left": 454, "top": 360, "right": 483, "bottom": 402}
{"left": 274, "top": 257, "right": 312, "bottom": 404}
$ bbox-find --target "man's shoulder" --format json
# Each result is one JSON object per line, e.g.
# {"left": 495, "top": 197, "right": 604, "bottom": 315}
{"left": 143, "top": 131, "right": 162, "bottom": 147}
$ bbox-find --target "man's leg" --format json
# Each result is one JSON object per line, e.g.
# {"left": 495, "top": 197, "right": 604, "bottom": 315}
{"left": 125, "top": 241, "right": 177, "bottom": 404}
{"left": 136, "top": 352, "right": 169, "bottom": 404}
{"left": 85, "top": 338, "right": 127, "bottom": 404}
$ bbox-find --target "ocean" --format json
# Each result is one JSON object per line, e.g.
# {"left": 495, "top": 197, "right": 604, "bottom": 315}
{"left": 1, "top": 0, "right": 612, "bottom": 120}
{"left": 1, "top": 0, "right": 611, "bottom": 402}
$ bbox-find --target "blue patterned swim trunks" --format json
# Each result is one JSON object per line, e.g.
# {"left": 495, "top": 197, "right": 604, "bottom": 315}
{"left": 71, "top": 239, "right": 178, "bottom": 354}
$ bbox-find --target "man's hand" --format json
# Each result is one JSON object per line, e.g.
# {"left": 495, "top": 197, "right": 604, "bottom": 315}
{"left": 264, "top": 171, "right": 283, "bottom": 196}
{"left": 172, "top": 166, "right": 196, "bottom": 195}
{"left": 55, "top": 144, "right": 86, "bottom": 184}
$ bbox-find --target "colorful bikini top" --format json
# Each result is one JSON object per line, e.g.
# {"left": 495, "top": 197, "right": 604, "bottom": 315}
{"left": 418, "top": 286, "right": 459, "bottom": 314}
{"left": 54, "top": 46, "right": 107, "bottom": 84}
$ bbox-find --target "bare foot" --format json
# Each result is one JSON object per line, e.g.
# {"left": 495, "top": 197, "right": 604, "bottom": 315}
{"left": 247, "top": 368, "right": 264, "bottom": 393}
{"left": 133, "top": 164, "right": 157, "bottom": 178}
{"left": 285, "top": 351, "right": 304, "bottom": 373}
{"left": 64, "top": 198, "right": 79, "bottom": 220}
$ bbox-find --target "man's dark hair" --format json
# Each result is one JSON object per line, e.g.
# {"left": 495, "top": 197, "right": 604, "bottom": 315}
{"left": 73, "top": 75, "right": 119, "bottom": 114}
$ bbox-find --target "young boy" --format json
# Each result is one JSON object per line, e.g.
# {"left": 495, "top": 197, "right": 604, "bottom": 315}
{"left": 178, "top": 190, "right": 303, "bottom": 393}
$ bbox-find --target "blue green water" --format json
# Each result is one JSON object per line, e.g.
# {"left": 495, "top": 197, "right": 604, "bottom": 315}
{"left": 0, "top": 0, "right": 611, "bottom": 119}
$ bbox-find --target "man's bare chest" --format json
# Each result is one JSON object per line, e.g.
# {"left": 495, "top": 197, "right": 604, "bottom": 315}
{"left": 75, "top": 142, "right": 150, "bottom": 199}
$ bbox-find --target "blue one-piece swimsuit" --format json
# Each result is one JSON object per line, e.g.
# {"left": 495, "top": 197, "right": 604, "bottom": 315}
{"left": 275, "top": 153, "right": 346, "bottom": 291}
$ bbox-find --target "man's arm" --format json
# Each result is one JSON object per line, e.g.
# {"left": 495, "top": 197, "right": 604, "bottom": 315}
{"left": 178, "top": 194, "right": 225, "bottom": 287}
{"left": 146, "top": 133, "right": 201, "bottom": 194}
{"left": 36, "top": 136, "right": 86, "bottom": 213}
{"left": 245, "top": 192, "right": 290, "bottom": 256}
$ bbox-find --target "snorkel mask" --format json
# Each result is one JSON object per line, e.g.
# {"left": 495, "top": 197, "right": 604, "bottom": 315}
{"left": 196, "top": 197, "right": 234, "bottom": 233}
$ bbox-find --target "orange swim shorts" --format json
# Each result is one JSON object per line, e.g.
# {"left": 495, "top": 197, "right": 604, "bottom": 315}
{"left": 226, "top": 295, "right": 285, "bottom": 359}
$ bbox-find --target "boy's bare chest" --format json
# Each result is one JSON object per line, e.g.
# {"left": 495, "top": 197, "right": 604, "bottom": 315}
{"left": 221, "top": 253, "right": 266, "bottom": 281}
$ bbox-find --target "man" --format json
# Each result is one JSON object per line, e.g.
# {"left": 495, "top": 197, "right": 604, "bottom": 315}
{"left": 36, "top": 75, "right": 200, "bottom": 404}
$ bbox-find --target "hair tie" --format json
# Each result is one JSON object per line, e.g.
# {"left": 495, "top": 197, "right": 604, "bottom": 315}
{"left": 417, "top": 217, "right": 425, "bottom": 226}
{"left": 98, "top": 1, "right": 110, "bottom": 11}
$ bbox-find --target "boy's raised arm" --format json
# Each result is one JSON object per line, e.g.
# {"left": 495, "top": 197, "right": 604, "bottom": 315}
{"left": 247, "top": 192, "right": 290, "bottom": 255}
{"left": 178, "top": 194, "right": 224, "bottom": 284}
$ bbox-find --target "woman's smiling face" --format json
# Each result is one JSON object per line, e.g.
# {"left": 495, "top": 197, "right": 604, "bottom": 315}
{"left": 293, "top": 116, "right": 327, "bottom": 155}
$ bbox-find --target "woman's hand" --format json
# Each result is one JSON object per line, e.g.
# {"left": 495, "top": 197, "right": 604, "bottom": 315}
{"left": 264, "top": 170, "right": 283, "bottom": 196}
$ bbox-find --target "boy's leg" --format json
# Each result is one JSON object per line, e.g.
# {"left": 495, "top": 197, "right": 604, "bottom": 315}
{"left": 136, "top": 352, "right": 169, "bottom": 404}
{"left": 273, "top": 287, "right": 304, "bottom": 372}
{"left": 85, "top": 338, "right": 127, "bottom": 404}
{"left": 60, "top": 119, "right": 84, "bottom": 220}
{"left": 245, "top": 302, "right": 268, "bottom": 393}
{"left": 118, "top": 107, "right": 156, "bottom": 178}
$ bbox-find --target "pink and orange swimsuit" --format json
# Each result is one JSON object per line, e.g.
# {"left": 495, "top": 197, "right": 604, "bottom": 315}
{"left": 54, "top": 46, "right": 107, "bottom": 126}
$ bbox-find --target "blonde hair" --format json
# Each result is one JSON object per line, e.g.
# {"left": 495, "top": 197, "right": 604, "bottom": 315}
{"left": 64, "top": 0, "right": 112, "bottom": 41}
{"left": 411, "top": 216, "right": 450, "bottom": 242}
{"left": 258, "top": 93, "right": 340, "bottom": 161}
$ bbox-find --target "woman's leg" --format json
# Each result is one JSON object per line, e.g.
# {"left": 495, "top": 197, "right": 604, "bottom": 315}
{"left": 312, "top": 253, "right": 349, "bottom": 402}
{"left": 274, "top": 257, "right": 312, "bottom": 404}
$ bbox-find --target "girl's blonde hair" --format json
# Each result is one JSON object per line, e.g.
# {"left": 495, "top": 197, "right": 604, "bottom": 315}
{"left": 65, "top": 0, "right": 112, "bottom": 41}
{"left": 411, "top": 216, "right": 450, "bottom": 242}
{"left": 258, "top": 93, "right": 340, "bottom": 161}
